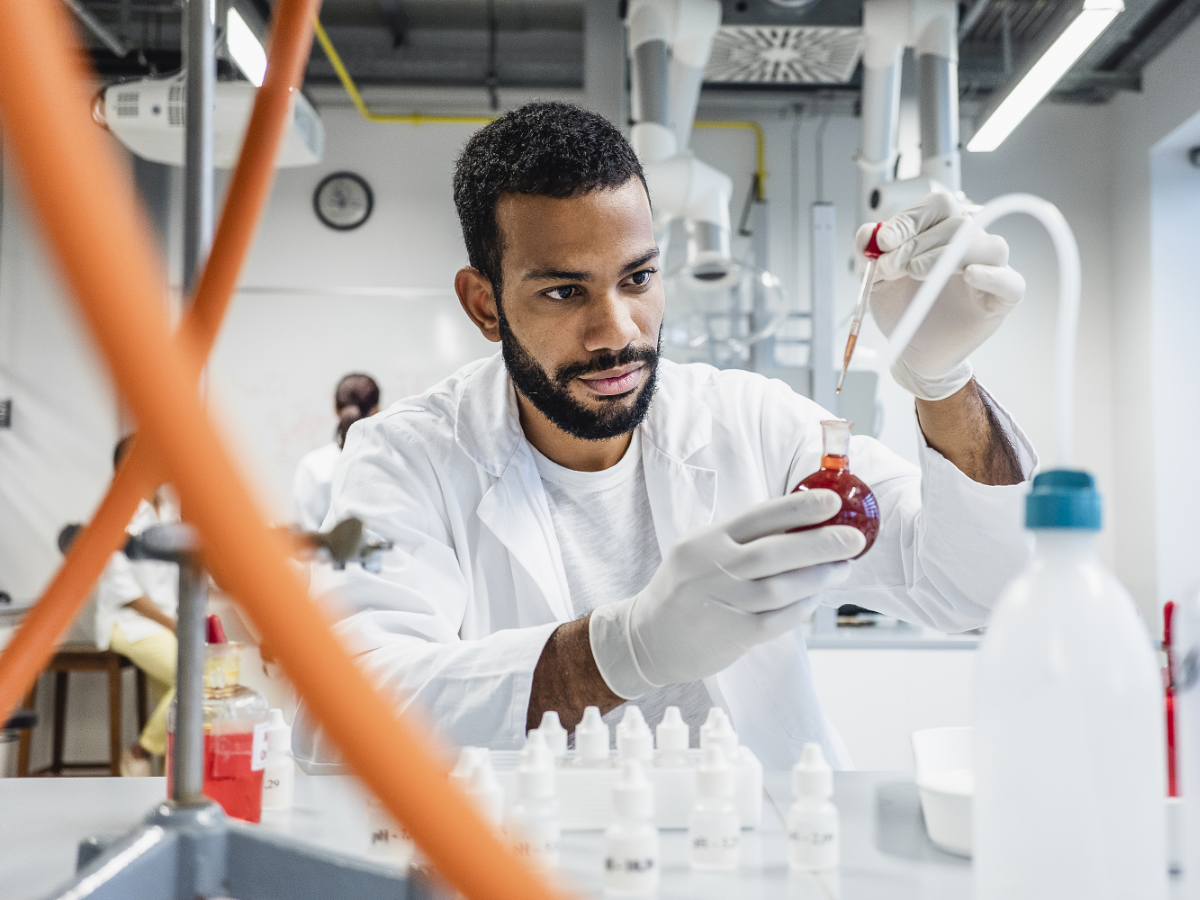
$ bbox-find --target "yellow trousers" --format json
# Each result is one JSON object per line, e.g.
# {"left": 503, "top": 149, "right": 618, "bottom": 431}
{"left": 109, "top": 624, "right": 176, "bottom": 756}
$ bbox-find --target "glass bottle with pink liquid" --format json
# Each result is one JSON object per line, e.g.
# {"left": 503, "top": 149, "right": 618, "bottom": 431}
{"left": 167, "top": 615, "right": 269, "bottom": 822}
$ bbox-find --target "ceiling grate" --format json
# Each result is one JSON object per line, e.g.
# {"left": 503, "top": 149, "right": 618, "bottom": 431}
{"left": 705, "top": 25, "right": 863, "bottom": 84}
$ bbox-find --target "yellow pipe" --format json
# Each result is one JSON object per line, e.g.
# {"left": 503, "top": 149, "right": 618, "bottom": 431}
{"left": 313, "top": 18, "right": 493, "bottom": 125}
{"left": 693, "top": 120, "right": 767, "bottom": 201}
{"left": 313, "top": 16, "right": 767, "bottom": 197}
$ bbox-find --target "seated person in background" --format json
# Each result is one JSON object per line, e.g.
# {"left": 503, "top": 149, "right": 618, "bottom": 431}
{"left": 95, "top": 434, "right": 179, "bottom": 777}
{"left": 292, "top": 372, "right": 381, "bottom": 531}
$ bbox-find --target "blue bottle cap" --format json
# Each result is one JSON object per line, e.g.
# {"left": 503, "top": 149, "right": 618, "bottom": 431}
{"left": 1025, "top": 469, "right": 1102, "bottom": 530}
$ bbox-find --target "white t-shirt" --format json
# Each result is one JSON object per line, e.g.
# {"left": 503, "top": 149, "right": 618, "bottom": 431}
{"left": 94, "top": 499, "right": 179, "bottom": 649}
{"left": 293, "top": 442, "right": 341, "bottom": 531}
{"left": 530, "top": 429, "right": 711, "bottom": 747}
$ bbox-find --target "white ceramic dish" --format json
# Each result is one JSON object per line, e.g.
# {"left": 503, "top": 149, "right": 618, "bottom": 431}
{"left": 911, "top": 726, "right": 973, "bottom": 857}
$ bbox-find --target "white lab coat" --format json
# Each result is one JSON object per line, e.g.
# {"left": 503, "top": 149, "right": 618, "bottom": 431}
{"left": 294, "top": 353, "right": 1036, "bottom": 772}
{"left": 292, "top": 442, "right": 341, "bottom": 531}
{"left": 95, "top": 499, "right": 179, "bottom": 649}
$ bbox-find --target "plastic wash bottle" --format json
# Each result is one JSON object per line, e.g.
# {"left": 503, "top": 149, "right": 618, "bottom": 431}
{"left": 973, "top": 470, "right": 1166, "bottom": 900}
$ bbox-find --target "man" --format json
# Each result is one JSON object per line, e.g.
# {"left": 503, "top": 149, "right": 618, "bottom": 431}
{"left": 294, "top": 102, "right": 1034, "bottom": 771}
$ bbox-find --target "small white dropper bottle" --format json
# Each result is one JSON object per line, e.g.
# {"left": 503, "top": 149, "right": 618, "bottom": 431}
{"left": 450, "top": 746, "right": 504, "bottom": 828}
{"left": 260, "top": 708, "right": 294, "bottom": 811}
{"left": 537, "top": 711, "right": 568, "bottom": 765}
{"left": 575, "top": 705, "right": 610, "bottom": 767}
{"left": 510, "top": 730, "right": 561, "bottom": 866}
{"left": 700, "top": 707, "right": 738, "bottom": 760}
{"left": 689, "top": 744, "right": 740, "bottom": 871}
{"left": 603, "top": 759, "right": 660, "bottom": 896}
{"left": 787, "top": 742, "right": 839, "bottom": 871}
{"left": 655, "top": 706, "right": 689, "bottom": 767}
{"left": 616, "top": 706, "right": 653, "bottom": 765}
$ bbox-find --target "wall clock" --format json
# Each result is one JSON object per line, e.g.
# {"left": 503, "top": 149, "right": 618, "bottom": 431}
{"left": 313, "top": 171, "right": 373, "bottom": 231}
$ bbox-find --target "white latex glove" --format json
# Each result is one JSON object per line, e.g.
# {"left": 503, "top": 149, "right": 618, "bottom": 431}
{"left": 589, "top": 490, "right": 865, "bottom": 698}
{"left": 856, "top": 192, "right": 1026, "bottom": 401}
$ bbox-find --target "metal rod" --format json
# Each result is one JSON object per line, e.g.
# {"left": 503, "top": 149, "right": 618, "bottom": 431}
{"left": 958, "top": 0, "right": 991, "bottom": 42}
{"left": 173, "top": 555, "right": 207, "bottom": 803}
{"left": 183, "top": 0, "right": 214, "bottom": 297}
{"left": 62, "top": 0, "right": 129, "bottom": 57}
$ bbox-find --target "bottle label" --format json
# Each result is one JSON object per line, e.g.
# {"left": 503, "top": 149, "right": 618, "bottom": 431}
{"left": 692, "top": 834, "right": 740, "bottom": 850}
{"left": 789, "top": 828, "right": 836, "bottom": 846}
{"left": 251, "top": 721, "right": 269, "bottom": 771}
{"left": 605, "top": 855, "right": 656, "bottom": 873}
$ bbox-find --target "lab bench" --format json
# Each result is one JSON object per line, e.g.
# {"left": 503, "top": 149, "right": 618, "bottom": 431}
{"left": 1, "top": 771, "right": 1183, "bottom": 899}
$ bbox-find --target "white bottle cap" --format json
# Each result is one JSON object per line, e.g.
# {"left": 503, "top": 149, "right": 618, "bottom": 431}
{"left": 468, "top": 748, "right": 504, "bottom": 825}
{"left": 576, "top": 705, "right": 609, "bottom": 763}
{"left": 696, "top": 744, "right": 735, "bottom": 801}
{"left": 265, "top": 707, "right": 291, "bottom": 754}
{"left": 538, "top": 710, "right": 568, "bottom": 761}
{"left": 518, "top": 730, "right": 556, "bottom": 801}
{"left": 450, "top": 745, "right": 482, "bottom": 792}
{"left": 700, "top": 707, "right": 738, "bottom": 760}
{"left": 655, "top": 706, "right": 688, "bottom": 754}
{"left": 613, "top": 759, "right": 654, "bottom": 820}
{"left": 792, "top": 742, "right": 833, "bottom": 800}
{"left": 617, "top": 705, "right": 653, "bottom": 762}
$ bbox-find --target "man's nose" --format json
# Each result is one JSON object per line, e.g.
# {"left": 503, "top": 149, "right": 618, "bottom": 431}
{"left": 583, "top": 290, "right": 641, "bottom": 354}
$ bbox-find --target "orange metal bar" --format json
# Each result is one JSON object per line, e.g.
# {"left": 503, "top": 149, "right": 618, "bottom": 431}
{"left": 0, "top": 3, "right": 569, "bottom": 900}
{"left": 0, "top": 0, "right": 321, "bottom": 729}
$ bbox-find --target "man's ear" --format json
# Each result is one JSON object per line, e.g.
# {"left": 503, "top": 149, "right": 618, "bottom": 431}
{"left": 455, "top": 267, "right": 501, "bottom": 343}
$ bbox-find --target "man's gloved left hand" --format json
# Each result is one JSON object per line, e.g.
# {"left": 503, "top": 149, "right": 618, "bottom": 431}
{"left": 856, "top": 192, "right": 1026, "bottom": 402}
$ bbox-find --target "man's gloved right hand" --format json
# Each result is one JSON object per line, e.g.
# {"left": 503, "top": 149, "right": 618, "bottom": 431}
{"left": 589, "top": 490, "right": 865, "bottom": 699}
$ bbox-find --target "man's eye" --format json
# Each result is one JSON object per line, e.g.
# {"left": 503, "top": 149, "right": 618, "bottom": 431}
{"left": 629, "top": 269, "right": 655, "bottom": 286}
{"left": 545, "top": 286, "right": 577, "bottom": 301}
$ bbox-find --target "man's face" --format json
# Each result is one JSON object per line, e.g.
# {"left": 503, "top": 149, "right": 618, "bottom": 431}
{"left": 491, "top": 177, "right": 663, "bottom": 441}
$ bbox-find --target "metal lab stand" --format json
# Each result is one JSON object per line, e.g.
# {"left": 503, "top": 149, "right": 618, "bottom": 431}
{"left": 43, "top": 521, "right": 429, "bottom": 900}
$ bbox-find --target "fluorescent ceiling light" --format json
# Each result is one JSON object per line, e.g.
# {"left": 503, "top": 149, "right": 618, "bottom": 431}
{"left": 967, "top": 0, "right": 1123, "bottom": 152}
{"left": 227, "top": 7, "right": 267, "bottom": 87}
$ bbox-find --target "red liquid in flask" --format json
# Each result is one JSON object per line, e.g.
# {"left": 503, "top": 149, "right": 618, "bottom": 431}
{"left": 789, "top": 419, "right": 879, "bottom": 558}
{"left": 166, "top": 729, "right": 265, "bottom": 823}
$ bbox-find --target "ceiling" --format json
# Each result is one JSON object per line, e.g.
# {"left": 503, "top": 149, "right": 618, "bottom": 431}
{"left": 71, "top": 0, "right": 1200, "bottom": 107}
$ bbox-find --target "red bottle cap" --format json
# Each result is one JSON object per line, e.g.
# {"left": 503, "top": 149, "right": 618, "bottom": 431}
{"left": 864, "top": 222, "right": 884, "bottom": 260}
{"left": 206, "top": 614, "right": 227, "bottom": 644}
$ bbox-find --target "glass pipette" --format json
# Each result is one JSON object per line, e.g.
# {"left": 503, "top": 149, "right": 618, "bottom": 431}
{"left": 837, "top": 222, "right": 884, "bottom": 395}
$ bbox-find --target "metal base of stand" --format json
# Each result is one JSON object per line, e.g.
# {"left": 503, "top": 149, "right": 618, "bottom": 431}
{"left": 56, "top": 798, "right": 434, "bottom": 900}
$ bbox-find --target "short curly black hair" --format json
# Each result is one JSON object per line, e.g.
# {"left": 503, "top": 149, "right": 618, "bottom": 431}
{"left": 453, "top": 101, "right": 647, "bottom": 295}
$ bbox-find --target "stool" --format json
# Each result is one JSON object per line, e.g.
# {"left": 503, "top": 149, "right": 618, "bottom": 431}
{"left": 17, "top": 645, "right": 148, "bottom": 777}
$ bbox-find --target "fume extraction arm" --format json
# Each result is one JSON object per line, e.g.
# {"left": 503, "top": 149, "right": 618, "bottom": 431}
{"left": 627, "top": 0, "right": 737, "bottom": 286}
{"left": 858, "top": 0, "right": 961, "bottom": 222}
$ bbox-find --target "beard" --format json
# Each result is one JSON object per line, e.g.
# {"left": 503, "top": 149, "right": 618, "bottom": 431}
{"left": 496, "top": 302, "right": 660, "bottom": 442}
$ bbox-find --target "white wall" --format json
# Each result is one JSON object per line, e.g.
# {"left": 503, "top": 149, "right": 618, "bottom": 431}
{"left": 1149, "top": 112, "right": 1200, "bottom": 611}
{"left": 0, "top": 166, "right": 121, "bottom": 603}
{"left": 207, "top": 112, "right": 496, "bottom": 519}
{"left": 1106, "top": 18, "right": 1200, "bottom": 624}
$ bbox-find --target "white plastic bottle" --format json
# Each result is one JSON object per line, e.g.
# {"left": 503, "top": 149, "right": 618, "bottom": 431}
{"left": 260, "top": 708, "right": 294, "bottom": 811}
{"left": 1173, "top": 591, "right": 1200, "bottom": 887}
{"left": 449, "top": 746, "right": 504, "bottom": 828}
{"left": 575, "top": 705, "right": 610, "bottom": 767}
{"left": 617, "top": 705, "right": 653, "bottom": 764}
{"left": 787, "top": 742, "right": 838, "bottom": 871}
{"left": 537, "top": 710, "right": 568, "bottom": 765}
{"left": 655, "top": 706, "right": 689, "bottom": 767}
{"left": 604, "top": 759, "right": 660, "bottom": 895}
{"left": 510, "top": 731, "right": 561, "bottom": 866}
{"left": 700, "top": 707, "right": 738, "bottom": 761}
{"left": 689, "top": 744, "right": 740, "bottom": 871}
{"left": 974, "top": 470, "right": 1166, "bottom": 900}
